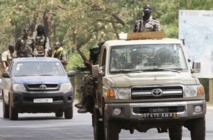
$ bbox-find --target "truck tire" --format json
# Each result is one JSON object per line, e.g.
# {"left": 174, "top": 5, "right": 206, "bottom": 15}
{"left": 9, "top": 104, "right": 18, "bottom": 120}
{"left": 64, "top": 106, "right": 73, "bottom": 119}
{"left": 104, "top": 120, "right": 119, "bottom": 140}
{"left": 93, "top": 108, "right": 104, "bottom": 140}
{"left": 188, "top": 117, "right": 205, "bottom": 140}
{"left": 169, "top": 125, "right": 182, "bottom": 140}
{"left": 2, "top": 92, "right": 9, "bottom": 118}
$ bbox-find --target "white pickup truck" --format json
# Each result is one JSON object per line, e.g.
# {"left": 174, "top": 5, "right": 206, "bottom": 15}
{"left": 92, "top": 32, "right": 206, "bottom": 140}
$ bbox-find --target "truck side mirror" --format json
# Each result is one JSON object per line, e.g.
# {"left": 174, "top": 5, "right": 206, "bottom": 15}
{"left": 191, "top": 62, "right": 201, "bottom": 73}
{"left": 67, "top": 70, "right": 75, "bottom": 77}
{"left": 92, "top": 65, "right": 100, "bottom": 78}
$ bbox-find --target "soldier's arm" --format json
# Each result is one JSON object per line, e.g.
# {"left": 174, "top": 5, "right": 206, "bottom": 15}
{"left": 1, "top": 51, "right": 8, "bottom": 70}
{"left": 15, "top": 39, "right": 21, "bottom": 57}
{"left": 153, "top": 20, "right": 161, "bottom": 31}
{"left": 61, "top": 51, "right": 68, "bottom": 65}
{"left": 45, "top": 37, "right": 50, "bottom": 57}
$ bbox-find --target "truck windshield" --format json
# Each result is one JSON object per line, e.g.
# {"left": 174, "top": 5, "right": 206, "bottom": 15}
{"left": 14, "top": 61, "right": 66, "bottom": 77}
{"left": 109, "top": 44, "right": 188, "bottom": 73}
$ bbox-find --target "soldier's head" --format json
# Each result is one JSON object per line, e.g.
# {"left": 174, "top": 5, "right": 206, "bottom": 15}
{"left": 36, "top": 25, "right": 45, "bottom": 36}
{"left": 8, "top": 45, "right": 15, "bottom": 53}
{"left": 89, "top": 44, "right": 99, "bottom": 62}
{"left": 54, "top": 42, "right": 61, "bottom": 50}
{"left": 23, "top": 27, "right": 29, "bottom": 36}
{"left": 143, "top": 4, "right": 152, "bottom": 15}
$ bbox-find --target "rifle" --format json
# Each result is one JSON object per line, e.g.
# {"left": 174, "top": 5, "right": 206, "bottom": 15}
{"left": 76, "top": 45, "right": 89, "bottom": 62}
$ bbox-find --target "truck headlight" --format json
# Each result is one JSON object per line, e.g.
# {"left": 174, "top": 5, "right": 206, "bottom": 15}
{"left": 13, "top": 84, "right": 26, "bottom": 92}
{"left": 115, "top": 88, "right": 131, "bottom": 99}
{"left": 59, "top": 83, "right": 73, "bottom": 92}
{"left": 183, "top": 85, "right": 204, "bottom": 97}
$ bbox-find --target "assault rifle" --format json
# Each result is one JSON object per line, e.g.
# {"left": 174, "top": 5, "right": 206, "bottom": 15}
{"left": 76, "top": 45, "right": 89, "bottom": 62}
{"left": 76, "top": 45, "right": 90, "bottom": 72}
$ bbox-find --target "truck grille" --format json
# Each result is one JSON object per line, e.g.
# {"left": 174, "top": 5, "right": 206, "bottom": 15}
{"left": 26, "top": 84, "right": 59, "bottom": 91}
{"left": 131, "top": 85, "right": 183, "bottom": 100}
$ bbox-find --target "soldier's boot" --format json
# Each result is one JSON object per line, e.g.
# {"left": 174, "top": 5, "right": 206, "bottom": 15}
{"left": 78, "top": 96, "right": 94, "bottom": 113}
{"left": 75, "top": 94, "right": 87, "bottom": 108}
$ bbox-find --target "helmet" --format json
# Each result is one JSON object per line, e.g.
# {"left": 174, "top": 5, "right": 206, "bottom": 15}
{"left": 143, "top": 4, "right": 151, "bottom": 14}
{"left": 89, "top": 44, "right": 99, "bottom": 51}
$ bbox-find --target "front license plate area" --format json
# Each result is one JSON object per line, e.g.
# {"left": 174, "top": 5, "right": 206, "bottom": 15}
{"left": 33, "top": 98, "right": 53, "bottom": 103}
{"left": 139, "top": 112, "right": 176, "bottom": 119}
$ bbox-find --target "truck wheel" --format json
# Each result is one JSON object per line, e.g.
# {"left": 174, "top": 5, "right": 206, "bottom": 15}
{"left": 104, "top": 120, "right": 119, "bottom": 140}
{"left": 9, "top": 104, "right": 18, "bottom": 120}
{"left": 188, "top": 117, "right": 205, "bottom": 140}
{"left": 169, "top": 125, "right": 182, "bottom": 140}
{"left": 93, "top": 108, "right": 104, "bottom": 140}
{"left": 64, "top": 106, "right": 73, "bottom": 119}
{"left": 55, "top": 111, "right": 63, "bottom": 117}
{"left": 2, "top": 92, "right": 9, "bottom": 118}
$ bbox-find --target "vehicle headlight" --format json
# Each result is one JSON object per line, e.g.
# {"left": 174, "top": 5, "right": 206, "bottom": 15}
{"left": 183, "top": 85, "right": 205, "bottom": 97}
{"left": 59, "top": 83, "right": 73, "bottom": 92}
{"left": 13, "top": 84, "right": 26, "bottom": 92}
{"left": 107, "top": 88, "right": 131, "bottom": 99}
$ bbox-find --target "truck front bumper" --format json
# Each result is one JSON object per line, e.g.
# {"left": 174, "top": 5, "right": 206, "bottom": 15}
{"left": 104, "top": 100, "right": 206, "bottom": 121}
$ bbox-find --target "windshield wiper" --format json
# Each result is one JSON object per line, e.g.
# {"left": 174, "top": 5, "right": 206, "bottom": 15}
{"left": 110, "top": 70, "right": 134, "bottom": 73}
{"left": 38, "top": 74, "right": 54, "bottom": 76}
{"left": 142, "top": 68, "right": 181, "bottom": 73}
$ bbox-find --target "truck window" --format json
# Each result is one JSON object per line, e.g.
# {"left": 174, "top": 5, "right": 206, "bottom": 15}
{"left": 109, "top": 44, "right": 188, "bottom": 73}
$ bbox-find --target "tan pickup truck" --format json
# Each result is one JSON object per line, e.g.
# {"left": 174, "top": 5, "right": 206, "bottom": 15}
{"left": 92, "top": 32, "right": 206, "bottom": 140}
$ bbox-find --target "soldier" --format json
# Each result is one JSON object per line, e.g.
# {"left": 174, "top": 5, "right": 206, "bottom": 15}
{"left": 52, "top": 42, "right": 67, "bottom": 68}
{"left": 75, "top": 44, "right": 100, "bottom": 113}
{"left": 33, "top": 25, "right": 50, "bottom": 57}
{"left": 133, "top": 4, "right": 160, "bottom": 32}
{"left": 15, "top": 27, "right": 34, "bottom": 57}
{"left": 1, "top": 45, "right": 16, "bottom": 71}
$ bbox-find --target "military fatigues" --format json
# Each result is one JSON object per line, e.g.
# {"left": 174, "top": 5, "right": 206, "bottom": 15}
{"left": 133, "top": 16, "right": 160, "bottom": 32}
{"left": 16, "top": 37, "right": 34, "bottom": 57}
{"left": 33, "top": 34, "right": 50, "bottom": 57}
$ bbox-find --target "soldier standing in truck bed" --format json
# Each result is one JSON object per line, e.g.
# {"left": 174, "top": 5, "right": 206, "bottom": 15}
{"left": 133, "top": 4, "right": 160, "bottom": 32}
{"left": 33, "top": 25, "right": 50, "bottom": 57}
{"left": 15, "top": 27, "right": 34, "bottom": 57}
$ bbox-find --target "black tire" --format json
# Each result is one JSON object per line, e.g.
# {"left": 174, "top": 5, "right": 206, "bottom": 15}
{"left": 104, "top": 120, "right": 119, "bottom": 140}
{"left": 9, "top": 104, "right": 18, "bottom": 120}
{"left": 188, "top": 117, "right": 205, "bottom": 140}
{"left": 55, "top": 111, "right": 63, "bottom": 117}
{"left": 169, "top": 125, "right": 182, "bottom": 140}
{"left": 64, "top": 106, "right": 73, "bottom": 119}
{"left": 93, "top": 108, "right": 104, "bottom": 140}
{"left": 2, "top": 92, "right": 9, "bottom": 119}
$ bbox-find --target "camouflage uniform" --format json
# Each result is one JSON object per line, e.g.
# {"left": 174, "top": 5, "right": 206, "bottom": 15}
{"left": 33, "top": 35, "right": 50, "bottom": 57}
{"left": 16, "top": 36, "right": 34, "bottom": 57}
{"left": 133, "top": 16, "right": 160, "bottom": 32}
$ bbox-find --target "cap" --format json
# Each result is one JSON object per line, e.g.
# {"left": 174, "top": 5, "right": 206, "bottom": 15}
{"left": 89, "top": 44, "right": 99, "bottom": 50}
